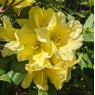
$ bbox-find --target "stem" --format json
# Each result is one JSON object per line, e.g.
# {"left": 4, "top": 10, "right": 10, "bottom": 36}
{"left": 8, "top": 0, "right": 15, "bottom": 9}
{"left": 0, "top": 0, "right": 24, "bottom": 13}
{"left": 10, "top": 0, "right": 15, "bottom": 6}
{"left": 2, "top": 0, "right": 9, "bottom": 10}
{"left": 3, "top": 0, "right": 9, "bottom": 7}
{"left": 0, "top": 0, "right": 15, "bottom": 13}
{"left": 12, "top": 0, "right": 24, "bottom": 7}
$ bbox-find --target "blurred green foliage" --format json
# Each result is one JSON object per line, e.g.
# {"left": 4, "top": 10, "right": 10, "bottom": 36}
{"left": 0, "top": 0, "right": 94, "bottom": 95}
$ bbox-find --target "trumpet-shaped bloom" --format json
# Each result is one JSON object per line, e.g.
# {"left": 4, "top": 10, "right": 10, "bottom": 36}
{"left": 17, "top": 6, "right": 54, "bottom": 29}
{"left": 21, "top": 53, "right": 82, "bottom": 90}
{"left": 21, "top": 58, "right": 69, "bottom": 90}
{"left": 15, "top": 25, "right": 54, "bottom": 62}
{"left": 37, "top": 15, "right": 83, "bottom": 60}
{"left": 1, "top": 25, "right": 54, "bottom": 63}
{"left": 17, "top": 6, "right": 83, "bottom": 61}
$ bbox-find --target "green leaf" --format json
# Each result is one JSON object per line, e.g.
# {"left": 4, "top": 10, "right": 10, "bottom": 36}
{"left": 88, "top": 26, "right": 94, "bottom": 33}
{"left": 65, "top": 13, "right": 75, "bottom": 21}
{"left": 12, "top": 72, "right": 25, "bottom": 85}
{"left": 83, "top": 13, "right": 94, "bottom": 30}
{"left": 0, "top": 69, "right": 6, "bottom": 75}
{"left": 6, "top": 55, "right": 27, "bottom": 85}
{"left": 0, "top": 74, "right": 11, "bottom": 83}
{"left": 89, "top": 0, "right": 94, "bottom": 5}
{"left": 83, "top": 54, "right": 93, "bottom": 69}
{"left": 7, "top": 71, "right": 25, "bottom": 85}
{"left": 83, "top": 33, "right": 94, "bottom": 42}
{"left": 79, "top": 58, "right": 88, "bottom": 69}
{"left": 79, "top": 52, "right": 93, "bottom": 69}
{"left": 80, "top": 1, "right": 88, "bottom": 5}
{"left": 38, "top": 90, "right": 48, "bottom": 95}
{"left": 7, "top": 71, "right": 15, "bottom": 79}
{"left": 76, "top": 12, "right": 85, "bottom": 18}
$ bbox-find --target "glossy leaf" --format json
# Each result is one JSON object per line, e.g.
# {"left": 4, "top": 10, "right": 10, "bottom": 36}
{"left": 0, "top": 74, "right": 11, "bottom": 83}
{"left": 38, "top": 90, "right": 48, "bottom": 95}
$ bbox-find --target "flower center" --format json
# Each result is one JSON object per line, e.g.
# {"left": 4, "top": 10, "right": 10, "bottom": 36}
{"left": 31, "top": 41, "right": 40, "bottom": 49}
{"left": 51, "top": 33, "right": 61, "bottom": 45}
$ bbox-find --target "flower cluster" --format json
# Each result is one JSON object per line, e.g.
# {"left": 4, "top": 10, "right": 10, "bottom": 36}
{"left": 0, "top": 6, "right": 83, "bottom": 90}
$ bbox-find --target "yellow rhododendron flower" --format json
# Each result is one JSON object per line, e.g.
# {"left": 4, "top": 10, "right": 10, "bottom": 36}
{"left": 21, "top": 53, "right": 82, "bottom": 90}
{"left": 15, "top": 25, "right": 54, "bottom": 62}
{"left": 17, "top": 6, "right": 54, "bottom": 29}
{"left": 1, "top": 25, "right": 54, "bottom": 62}
{"left": 17, "top": 6, "right": 83, "bottom": 61}
{"left": 33, "top": 11, "right": 83, "bottom": 60}
{"left": 21, "top": 58, "right": 69, "bottom": 90}
{"left": 0, "top": 16, "right": 20, "bottom": 57}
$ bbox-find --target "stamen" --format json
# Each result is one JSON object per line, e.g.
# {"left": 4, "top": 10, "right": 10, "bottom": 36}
{"left": 31, "top": 41, "right": 40, "bottom": 49}
{"left": 51, "top": 33, "right": 61, "bottom": 46}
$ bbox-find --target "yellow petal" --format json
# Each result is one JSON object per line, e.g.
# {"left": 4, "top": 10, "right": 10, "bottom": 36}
{"left": 59, "top": 46, "right": 74, "bottom": 60}
{"left": 68, "top": 53, "right": 83, "bottom": 67}
{"left": 17, "top": 46, "right": 33, "bottom": 61}
{"left": 17, "top": 19, "right": 29, "bottom": 27}
{"left": 25, "top": 63, "right": 42, "bottom": 72}
{"left": 48, "top": 11, "right": 66, "bottom": 30}
{"left": 45, "top": 8, "right": 54, "bottom": 25}
{"left": 0, "top": 16, "right": 17, "bottom": 41}
{"left": 41, "top": 41, "right": 54, "bottom": 58}
{"left": 16, "top": 25, "right": 36, "bottom": 46}
{"left": 35, "top": 27, "right": 50, "bottom": 42}
{"left": 55, "top": 12, "right": 66, "bottom": 24}
{"left": 3, "top": 16, "right": 12, "bottom": 30}
{"left": 64, "top": 67, "right": 72, "bottom": 82}
{"left": 64, "top": 54, "right": 83, "bottom": 82}
{"left": 29, "top": 6, "right": 40, "bottom": 28}
{"left": 50, "top": 55, "right": 63, "bottom": 65}
{"left": 68, "top": 35, "right": 83, "bottom": 50}
{"left": 50, "top": 20, "right": 70, "bottom": 48}
{"left": 33, "top": 70, "right": 48, "bottom": 90}
{"left": 33, "top": 7, "right": 54, "bottom": 28}
{"left": 34, "top": 8, "right": 45, "bottom": 28}
{"left": 46, "top": 64, "right": 68, "bottom": 90}
{"left": 21, "top": 72, "right": 34, "bottom": 89}
{"left": 68, "top": 20, "right": 82, "bottom": 39}
{"left": 2, "top": 41, "right": 20, "bottom": 57}
{"left": 32, "top": 50, "right": 46, "bottom": 67}
{"left": 27, "top": 59, "right": 52, "bottom": 72}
